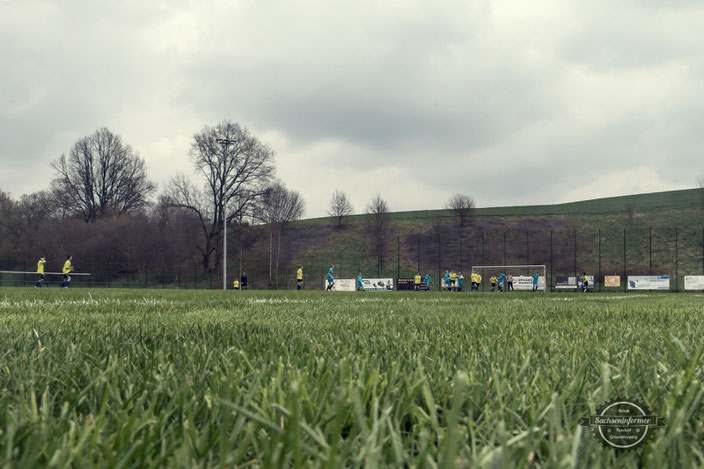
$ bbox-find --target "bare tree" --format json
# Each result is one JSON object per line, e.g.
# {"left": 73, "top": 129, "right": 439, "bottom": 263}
{"left": 445, "top": 193, "right": 476, "bottom": 228}
{"left": 328, "top": 190, "right": 354, "bottom": 227}
{"left": 365, "top": 194, "right": 393, "bottom": 276}
{"left": 52, "top": 128, "right": 155, "bottom": 222}
{"left": 258, "top": 182, "right": 305, "bottom": 288}
{"left": 166, "top": 120, "right": 275, "bottom": 272}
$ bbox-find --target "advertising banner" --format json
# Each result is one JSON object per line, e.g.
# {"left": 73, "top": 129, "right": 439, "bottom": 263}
{"left": 685, "top": 276, "right": 704, "bottom": 290}
{"left": 627, "top": 276, "right": 670, "bottom": 291}
{"left": 360, "top": 278, "right": 394, "bottom": 291}
{"left": 324, "top": 279, "right": 356, "bottom": 292}
{"left": 555, "top": 276, "right": 595, "bottom": 290}
{"left": 397, "top": 278, "right": 429, "bottom": 291}
{"left": 604, "top": 275, "right": 621, "bottom": 288}
{"left": 512, "top": 276, "right": 546, "bottom": 291}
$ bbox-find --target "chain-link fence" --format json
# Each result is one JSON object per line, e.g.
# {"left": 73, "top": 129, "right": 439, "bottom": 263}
{"left": 2, "top": 226, "right": 703, "bottom": 291}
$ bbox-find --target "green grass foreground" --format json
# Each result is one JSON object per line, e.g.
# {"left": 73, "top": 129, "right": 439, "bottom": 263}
{"left": 1, "top": 288, "right": 703, "bottom": 468}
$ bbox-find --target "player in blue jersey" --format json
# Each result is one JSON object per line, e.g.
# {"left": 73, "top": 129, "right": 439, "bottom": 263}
{"left": 497, "top": 271, "right": 506, "bottom": 292}
{"left": 326, "top": 265, "right": 335, "bottom": 291}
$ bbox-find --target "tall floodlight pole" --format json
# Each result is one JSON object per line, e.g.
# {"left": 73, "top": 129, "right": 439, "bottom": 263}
{"left": 216, "top": 138, "right": 236, "bottom": 290}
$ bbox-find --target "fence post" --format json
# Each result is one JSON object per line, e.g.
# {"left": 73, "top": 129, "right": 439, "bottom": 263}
{"left": 623, "top": 229, "right": 627, "bottom": 292}
{"left": 178, "top": 267, "right": 181, "bottom": 289}
{"left": 573, "top": 229, "right": 577, "bottom": 278}
{"left": 526, "top": 231, "right": 530, "bottom": 271}
{"left": 503, "top": 231, "right": 507, "bottom": 267}
{"left": 194, "top": 265, "right": 197, "bottom": 289}
{"left": 649, "top": 227, "right": 653, "bottom": 275}
{"left": 438, "top": 234, "right": 441, "bottom": 292}
{"left": 675, "top": 227, "right": 679, "bottom": 292}
{"left": 417, "top": 236, "right": 421, "bottom": 273}
{"left": 598, "top": 229, "right": 601, "bottom": 292}
{"left": 549, "top": 230, "right": 553, "bottom": 292}
{"left": 397, "top": 235, "right": 400, "bottom": 281}
{"left": 481, "top": 231, "right": 485, "bottom": 292}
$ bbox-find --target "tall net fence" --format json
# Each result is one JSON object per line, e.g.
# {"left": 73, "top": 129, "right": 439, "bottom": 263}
{"left": 2, "top": 225, "right": 704, "bottom": 291}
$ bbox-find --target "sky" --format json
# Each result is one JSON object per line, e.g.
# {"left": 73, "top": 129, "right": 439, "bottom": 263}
{"left": 2, "top": 0, "right": 704, "bottom": 218}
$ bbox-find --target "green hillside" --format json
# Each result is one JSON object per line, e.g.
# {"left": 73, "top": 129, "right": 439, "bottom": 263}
{"left": 301, "top": 188, "right": 702, "bottom": 224}
{"left": 279, "top": 189, "right": 704, "bottom": 291}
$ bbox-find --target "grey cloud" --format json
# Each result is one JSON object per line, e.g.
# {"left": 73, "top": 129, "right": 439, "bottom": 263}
{"left": 1, "top": 0, "right": 703, "bottom": 216}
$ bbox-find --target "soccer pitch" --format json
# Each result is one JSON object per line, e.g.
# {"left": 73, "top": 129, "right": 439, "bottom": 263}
{"left": 1, "top": 288, "right": 703, "bottom": 467}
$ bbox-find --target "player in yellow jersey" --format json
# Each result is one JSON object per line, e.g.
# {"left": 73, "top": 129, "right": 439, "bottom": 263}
{"left": 450, "top": 271, "right": 458, "bottom": 292}
{"left": 414, "top": 272, "right": 421, "bottom": 291}
{"left": 61, "top": 255, "right": 73, "bottom": 288}
{"left": 34, "top": 257, "right": 46, "bottom": 288}
{"left": 489, "top": 275, "right": 497, "bottom": 292}
{"left": 296, "top": 266, "right": 304, "bottom": 290}
{"left": 233, "top": 279, "right": 240, "bottom": 290}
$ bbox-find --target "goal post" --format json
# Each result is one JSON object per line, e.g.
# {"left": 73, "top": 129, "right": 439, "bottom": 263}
{"left": 470, "top": 265, "right": 547, "bottom": 292}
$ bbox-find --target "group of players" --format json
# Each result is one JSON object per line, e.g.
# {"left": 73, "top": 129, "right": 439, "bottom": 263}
{"left": 407, "top": 270, "right": 544, "bottom": 292}
{"left": 30, "top": 257, "right": 553, "bottom": 292}
{"left": 33, "top": 255, "right": 74, "bottom": 288}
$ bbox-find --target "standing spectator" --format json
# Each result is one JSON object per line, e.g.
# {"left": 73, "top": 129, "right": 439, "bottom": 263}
{"left": 240, "top": 272, "right": 248, "bottom": 290}
{"left": 34, "top": 257, "right": 46, "bottom": 288}
{"left": 507, "top": 273, "right": 514, "bottom": 292}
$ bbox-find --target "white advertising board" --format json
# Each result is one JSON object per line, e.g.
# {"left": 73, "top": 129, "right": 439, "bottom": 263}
{"left": 555, "top": 276, "right": 595, "bottom": 290}
{"left": 324, "top": 278, "right": 356, "bottom": 291}
{"left": 513, "top": 276, "right": 546, "bottom": 291}
{"left": 360, "top": 278, "right": 394, "bottom": 291}
{"left": 627, "top": 276, "right": 670, "bottom": 291}
{"left": 685, "top": 276, "right": 704, "bottom": 290}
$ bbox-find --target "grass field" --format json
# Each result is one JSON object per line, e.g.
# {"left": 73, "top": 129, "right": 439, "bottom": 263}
{"left": 1, "top": 288, "right": 703, "bottom": 468}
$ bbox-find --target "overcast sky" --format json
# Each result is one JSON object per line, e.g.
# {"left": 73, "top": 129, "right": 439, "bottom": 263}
{"left": 2, "top": 0, "right": 703, "bottom": 218}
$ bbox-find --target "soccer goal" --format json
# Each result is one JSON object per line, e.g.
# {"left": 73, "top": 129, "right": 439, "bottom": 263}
{"left": 470, "top": 265, "right": 547, "bottom": 292}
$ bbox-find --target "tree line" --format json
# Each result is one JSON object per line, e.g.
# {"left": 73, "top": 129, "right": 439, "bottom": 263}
{"left": 1, "top": 119, "right": 477, "bottom": 287}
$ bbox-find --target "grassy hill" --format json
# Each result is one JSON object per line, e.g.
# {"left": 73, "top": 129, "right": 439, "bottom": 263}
{"left": 303, "top": 188, "right": 703, "bottom": 224}
{"left": 267, "top": 189, "right": 704, "bottom": 290}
